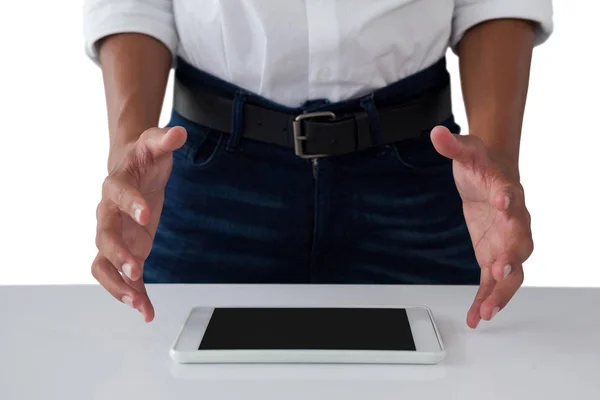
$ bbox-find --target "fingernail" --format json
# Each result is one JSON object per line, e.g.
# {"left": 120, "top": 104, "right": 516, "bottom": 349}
{"left": 122, "top": 263, "right": 134, "bottom": 280}
{"left": 133, "top": 204, "right": 143, "bottom": 223}
{"left": 491, "top": 307, "right": 500, "bottom": 319}
{"left": 503, "top": 264, "right": 512, "bottom": 279}
{"left": 504, "top": 195, "right": 511, "bottom": 210}
{"left": 121, "top": 295, "right": 134, "bottom": 308}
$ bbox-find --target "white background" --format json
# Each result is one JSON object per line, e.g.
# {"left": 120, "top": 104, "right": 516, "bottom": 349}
{"left": 0, "top": 1, "right": 598, "bottom": 286}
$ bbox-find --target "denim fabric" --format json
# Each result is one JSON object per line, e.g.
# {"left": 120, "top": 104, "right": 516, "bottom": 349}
{"left": 143, "top": 58, "right": 480, "bottom": 284}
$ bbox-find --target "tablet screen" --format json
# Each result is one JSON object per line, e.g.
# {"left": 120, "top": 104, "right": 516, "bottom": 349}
{"left": 198, "top": 308, "right": 416, "bottom": 351}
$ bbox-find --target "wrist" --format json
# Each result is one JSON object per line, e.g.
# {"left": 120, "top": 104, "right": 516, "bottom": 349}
{"left": 489, "top": 148, "right": 520, "bottom": 181}
{"left": 107, "top": 136, "right": 137, "bottom": 173}
{"left": 468, "top": 125, "right": 522, "bottom": 181}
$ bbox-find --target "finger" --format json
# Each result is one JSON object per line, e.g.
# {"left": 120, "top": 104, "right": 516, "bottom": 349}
{"left": 95, "top": 203, "right": 143, "bottom": 281}
{"left": 489, "top": 178, "right": 524, "bottom": 213}
{"left": 102, "top": 176, "right": 150, "bottom": 225}
{"left": 490, "top": 255, "right": 515, "bottom": 283}
{"left": 91, "top": 253, "right": 141, "bottom": 308}
{"left": 95, "top": 224, "right": 143, "bottom": 281}
{"left": 490, "top": 238, "right": 533, "bottom": 282}
{"left": 430, "top": 125, "right": 487, "bottom": 169}
{"left": 142, "top": 126, "right": 187, "bottom": 159}
{"left": 467, "top": 267, "right": 495, "bottom": 329}
{"left": 123, "top": 273, "right": 155, "bottom": 323}
{"left": 480, "top": 265, "right": 524, "bottom": 320}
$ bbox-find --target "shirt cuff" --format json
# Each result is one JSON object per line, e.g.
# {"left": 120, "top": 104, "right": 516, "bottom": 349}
{"left": 451, "top": 0, "right": 554, "bottom": 52}
{"left": 83, "top": 1, "right": 178, "bottom": 66}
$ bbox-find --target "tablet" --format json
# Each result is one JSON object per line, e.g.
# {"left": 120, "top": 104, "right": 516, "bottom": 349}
{"left": 170, "top": 305, "right": 446, "bottom": 364}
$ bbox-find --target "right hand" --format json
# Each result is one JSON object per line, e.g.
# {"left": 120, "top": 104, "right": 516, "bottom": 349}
{"left": 92, "top": 126, "right": 187, "bottom": 322}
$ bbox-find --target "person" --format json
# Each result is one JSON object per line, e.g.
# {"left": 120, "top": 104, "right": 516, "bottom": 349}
{"left": 83, "top": 1, "right": 552, "bottom": 328}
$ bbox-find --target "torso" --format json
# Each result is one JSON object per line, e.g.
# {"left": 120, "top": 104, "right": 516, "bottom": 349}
{"left": 173, "top": 0, "right": 454, "bottom": 107}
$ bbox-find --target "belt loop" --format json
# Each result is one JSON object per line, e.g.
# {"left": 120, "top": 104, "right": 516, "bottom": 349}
{"left": 359, "top": 94, "right": 383, "bottom": 146}
{"left": 227, "top": 90, "right": 248, "bottom": 151}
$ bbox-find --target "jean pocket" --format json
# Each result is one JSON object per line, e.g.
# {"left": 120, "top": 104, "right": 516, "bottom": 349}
{"left": 391, "top": 132, "right": 452, "bottom": 174}
{"left": 168, "top": 111, "right": 228, "bottom": 170}
{"left": 391, "top": 116, "right": 460, "bottom": 174}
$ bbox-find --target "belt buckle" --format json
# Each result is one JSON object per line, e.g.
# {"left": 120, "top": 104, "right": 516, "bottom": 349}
{"left": 293, "top": 111, "right": 336, "bottom": 159}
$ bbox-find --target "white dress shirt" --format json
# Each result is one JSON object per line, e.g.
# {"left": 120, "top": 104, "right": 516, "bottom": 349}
{"left": 83, "top": 0, "right": 553, "bottom": 108}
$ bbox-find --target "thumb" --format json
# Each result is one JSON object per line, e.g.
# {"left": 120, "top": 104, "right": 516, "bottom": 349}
{"left": 430, "top": 125, "right": 485, "bottom": 168}
{"left": 141, "top": 126, "right": 188, "bottom": 158}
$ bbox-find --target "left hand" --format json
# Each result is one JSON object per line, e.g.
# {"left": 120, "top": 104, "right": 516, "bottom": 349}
{"left": 431, "top": 126, "right": 534, "bottom": 329}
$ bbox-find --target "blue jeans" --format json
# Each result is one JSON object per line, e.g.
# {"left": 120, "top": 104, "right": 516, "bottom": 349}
{"left": 143, "top": 58, "right": 479, "bottom": 284}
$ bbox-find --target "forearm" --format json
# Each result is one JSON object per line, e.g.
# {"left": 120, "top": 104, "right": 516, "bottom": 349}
{"left": 98, "top": 33, "right": 171, "bottom": 169}
{"left": 457, "top": 19, "right": 536, "bottom": 177}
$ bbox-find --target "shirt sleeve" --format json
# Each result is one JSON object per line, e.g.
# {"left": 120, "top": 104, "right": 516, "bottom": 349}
{"left": 83, "top": 0, "right": 178, "bottom": 65}
{"left": 451, "top": 0, "right": 554, "bottom": 52}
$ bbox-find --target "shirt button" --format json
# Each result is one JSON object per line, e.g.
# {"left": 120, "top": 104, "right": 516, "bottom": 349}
{"left": 317, "top": 67, "right": 331, "bottom": 81}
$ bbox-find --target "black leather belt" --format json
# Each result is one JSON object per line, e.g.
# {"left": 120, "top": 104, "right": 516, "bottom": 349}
{"left": 173, "top": 76, "right": 452, "bottom": 158}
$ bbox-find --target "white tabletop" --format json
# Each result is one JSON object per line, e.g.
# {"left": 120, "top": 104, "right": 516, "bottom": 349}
{"left": 0, "top": 284, "right": 598, "bottom": 399}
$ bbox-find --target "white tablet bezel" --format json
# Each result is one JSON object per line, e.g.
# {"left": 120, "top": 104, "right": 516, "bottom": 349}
{"left": 170, "top": 306, "right": 445, "bottom": 364}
